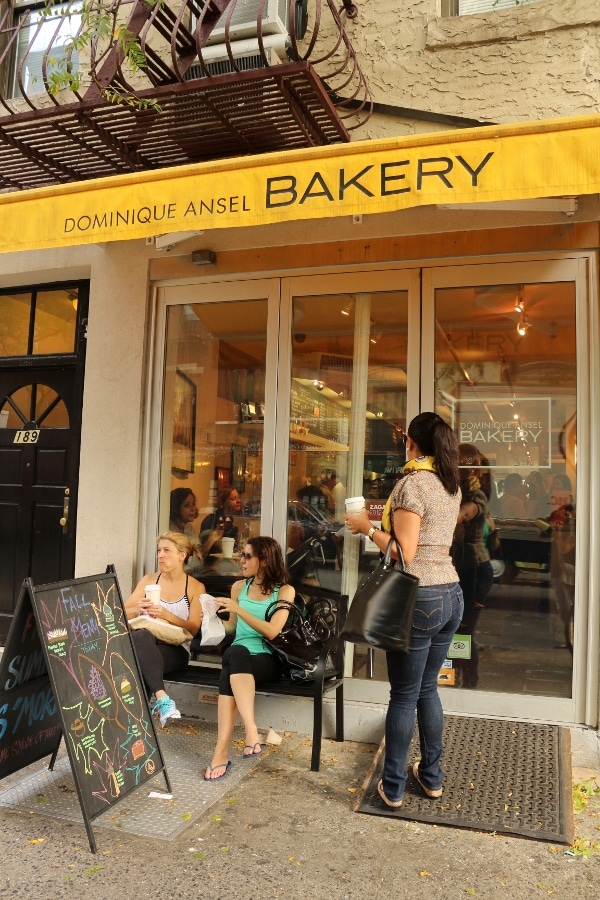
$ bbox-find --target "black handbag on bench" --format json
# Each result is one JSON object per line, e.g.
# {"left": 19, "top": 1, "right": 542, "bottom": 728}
{"left": 265, "top": 597, "right": 339, "bottom": 683}
{"left": 341, "top": 535, "right": 419, "bottom": 653}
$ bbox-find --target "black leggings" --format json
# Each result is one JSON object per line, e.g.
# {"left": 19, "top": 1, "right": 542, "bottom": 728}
{"left": 219, "top": 644, "right": 281, "bottom": 696}
{"left": 131, "top": 628, "right": 188, "bottom": 696}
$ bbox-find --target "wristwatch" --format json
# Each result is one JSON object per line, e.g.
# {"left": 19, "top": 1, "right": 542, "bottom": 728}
{"left": 367, "top": 526, "right": 377, "bottom": 541}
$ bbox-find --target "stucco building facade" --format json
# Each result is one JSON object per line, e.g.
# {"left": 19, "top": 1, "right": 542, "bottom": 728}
{"left": 1, "top": 0, "right": 599, "bottom": 753}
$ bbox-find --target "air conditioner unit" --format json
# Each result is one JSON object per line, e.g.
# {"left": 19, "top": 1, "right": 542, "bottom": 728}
{"left": 185, "top": 42, "right": 284, "bottom": 79}
{"left": 206, "top": 0, "right": 291, "bottom": 45}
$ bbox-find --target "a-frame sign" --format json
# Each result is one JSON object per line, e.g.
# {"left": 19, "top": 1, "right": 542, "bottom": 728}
{"left": 0, "top": 566, "right": 170, "bottom": 852}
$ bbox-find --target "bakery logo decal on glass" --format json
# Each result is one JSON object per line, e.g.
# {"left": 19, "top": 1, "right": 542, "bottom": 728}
{"left": 454, "top": 397, "right": 551, "bottom": 470}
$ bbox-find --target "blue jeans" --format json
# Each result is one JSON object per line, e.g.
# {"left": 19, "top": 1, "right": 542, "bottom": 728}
{"left": 382, "top": 581, "right": 464, "bottom": 802}
{"left": 455, "top": 560, "right": 494, "bottom": 688}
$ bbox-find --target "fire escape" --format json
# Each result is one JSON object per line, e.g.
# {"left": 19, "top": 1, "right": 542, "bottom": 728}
{"left": 0, "top": 0, "right": 371, "bottom": 190}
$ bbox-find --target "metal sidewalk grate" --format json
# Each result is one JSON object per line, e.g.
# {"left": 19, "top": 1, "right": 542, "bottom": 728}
{"left": 0, "top": 720, "right": 257, "bottom": 841}
{"left": 355, "top": 715, "right": 573, "bottom": 843}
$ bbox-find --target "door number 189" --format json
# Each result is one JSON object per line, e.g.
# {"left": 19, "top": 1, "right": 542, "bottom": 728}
{"left": 13, "top": 430, "right": 40, "bottom": 444}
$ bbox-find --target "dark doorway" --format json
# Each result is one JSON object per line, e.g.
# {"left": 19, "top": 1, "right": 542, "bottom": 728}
{"left": 0, "top": 282, "right": 88, "bottom": 642}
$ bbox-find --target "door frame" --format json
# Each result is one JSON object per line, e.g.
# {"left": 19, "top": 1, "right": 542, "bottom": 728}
{"left": 0, "top": 279, "right": 89, "bottom": 636}
{"left": 145, "top": 252, "right": 598, "bottom": 727}
{"left": 421, "top": 255, "right": 595, "bottom": 726}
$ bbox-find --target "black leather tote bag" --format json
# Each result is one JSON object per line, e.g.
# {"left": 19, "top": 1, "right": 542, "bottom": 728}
{"left": 341, "top": 536, "right": 419, "bottom": 653}
{"left": 265, "top": 599, "right": 339, "bottom": 683}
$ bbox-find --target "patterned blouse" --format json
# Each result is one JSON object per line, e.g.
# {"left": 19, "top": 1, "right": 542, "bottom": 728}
{"left": 390, "top": 470, "right": 461, "bottom": 586}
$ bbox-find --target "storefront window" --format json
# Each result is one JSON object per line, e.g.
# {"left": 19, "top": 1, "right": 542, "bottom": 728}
{"left": 287, "top": 289, "right": 409, "bottom": 681}
{"left": 160, "top": 300, "right": 268, "bottom": 578}
{"left": 434, "top": 280, "right": 576, "bottom": 697}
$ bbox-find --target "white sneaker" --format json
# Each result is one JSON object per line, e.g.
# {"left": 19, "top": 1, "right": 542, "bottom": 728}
{"left": 152, "top": 695, "right": 181, "bottom": 728}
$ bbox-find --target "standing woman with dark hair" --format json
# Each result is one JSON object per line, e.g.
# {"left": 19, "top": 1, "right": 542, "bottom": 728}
{"left": 451, "top": 444, "right": 494, "bottom": 689}
{"left": 345, "top": 412, "right": 463, "bottom": 807}
{"left": 204, "top": 536, "right": 294, "bottom": 781}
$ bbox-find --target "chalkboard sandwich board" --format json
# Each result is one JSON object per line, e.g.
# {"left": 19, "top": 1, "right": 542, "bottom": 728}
{"left": 0, "top": 567, "right": 170, "bottom": 852}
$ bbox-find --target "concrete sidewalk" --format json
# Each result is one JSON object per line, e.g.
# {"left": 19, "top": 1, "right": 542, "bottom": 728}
{"left": 1, "top": 727, "right": 599, "bottom": 900}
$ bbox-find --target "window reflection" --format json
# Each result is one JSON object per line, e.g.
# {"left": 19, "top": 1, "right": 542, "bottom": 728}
{"left": 0, "top": 384, "right": 69, "bottom": 428}
{"left": 435, "top": 280, "right": 576, "bottom": 697}
{"left": 287, "top": 291, "right": 409, "bottom": 679}
{"left": 161, "top": 301, "right": 267, "bottom": 577}
{"left": 33, "top": 290, "right": 78, "bottom": 354}
{"left": 12, "top": 3, "right": 82, "bottom": 99}
{"left": 0, "top": 288, "right": 78, "bottom": 357}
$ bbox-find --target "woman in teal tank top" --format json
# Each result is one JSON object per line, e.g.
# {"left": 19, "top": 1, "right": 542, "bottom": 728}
{"left": 204, "top": 536, "right": 295, "bottom": 781}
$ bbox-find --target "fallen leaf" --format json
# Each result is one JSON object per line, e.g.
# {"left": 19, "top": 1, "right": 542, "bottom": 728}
{"left": 193, "top": 853, "right": 207, "bottom": 860}
{"left": 28, "top": 838, "right": 45, "bottom": 844}
{"left": 83, "top": 866, "right": 102, "bottom": 876}
{"left": 181, "top": 813, "right": 192, "bottom": 821}
{"left": 419, "top": 871, "right": 431, "bottom": 877}
{"left": 348, "top": 787, "right": 357, "bottom": 793}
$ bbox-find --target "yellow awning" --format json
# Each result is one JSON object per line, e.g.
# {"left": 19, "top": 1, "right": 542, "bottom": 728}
{"left": 1, "top": 113, "right": 599, "bottom": 254}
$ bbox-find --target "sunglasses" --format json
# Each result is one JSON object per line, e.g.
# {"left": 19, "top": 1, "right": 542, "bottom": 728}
{"left": 240, "top": 552, "right": 255, "bottom": 560}
{"left": 402, "top": 434, "right": 409, "bottom": 445}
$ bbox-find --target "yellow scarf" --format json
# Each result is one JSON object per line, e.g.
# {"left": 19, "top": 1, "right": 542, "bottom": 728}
{"left": 381, "top": 456, "right": 437, "bottom": 533}
{"left": 465, "top": 475, "right": 481, "bottom": 493}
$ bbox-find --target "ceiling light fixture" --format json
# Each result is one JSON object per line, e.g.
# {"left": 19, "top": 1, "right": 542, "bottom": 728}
{"left": 341, "top": 298, "right": 354, "bottom": 316}
{"left": 514, "top": 286, "right": 525, "bottom": 313}
{"left": 517, "top": 316, "right": 530, "bottom": 336}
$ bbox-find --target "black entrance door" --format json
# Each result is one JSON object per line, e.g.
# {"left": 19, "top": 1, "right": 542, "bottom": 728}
{"left": 0, "top": 285, "right": 87, "bottom": 642}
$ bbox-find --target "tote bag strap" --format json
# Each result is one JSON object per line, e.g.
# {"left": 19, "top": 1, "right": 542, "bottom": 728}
{"left": 384, "top": 530, "right": 407, "bottom": 571}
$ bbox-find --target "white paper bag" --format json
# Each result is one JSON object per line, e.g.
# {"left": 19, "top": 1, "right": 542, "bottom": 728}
{"left": 200, "top": 594, "right": 227, "bottom": 646}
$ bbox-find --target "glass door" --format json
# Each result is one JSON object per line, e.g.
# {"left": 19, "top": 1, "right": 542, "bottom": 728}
{"left": 279, "top": 271, "right": 421, "bottom": 684}
{"left": 421, "top": 258, "right": 590, "bottom": 723}
{"left": 148, "top": 280, "right": 282, "bottom": 581}
{"left": 149, "top": 255, "right": 595, "bottom": 725}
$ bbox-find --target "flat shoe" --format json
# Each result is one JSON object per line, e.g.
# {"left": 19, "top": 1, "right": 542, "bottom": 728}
{"left": 377, "top": 779, "right": 403, "bottom": 808}
{"left": 242, "top": 742, "right": 263, "bottom": 759}
{"left": 412, "top": 761, "right": 443, "bottom": 798}
{"left": 204, "top": 761, "right": 232, "bottom": 781}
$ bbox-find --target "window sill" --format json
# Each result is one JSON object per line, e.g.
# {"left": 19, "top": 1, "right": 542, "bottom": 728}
{"left": 427, "top": 0, "right": 598, "bottom": 50}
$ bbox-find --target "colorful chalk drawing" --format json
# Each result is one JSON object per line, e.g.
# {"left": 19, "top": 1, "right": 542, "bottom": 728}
{"left": 30, "top": 571, "right": 165, "bottom": 822}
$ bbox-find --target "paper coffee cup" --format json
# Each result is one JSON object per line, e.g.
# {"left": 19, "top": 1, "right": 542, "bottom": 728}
{"left": 221, "top": 537, "right": 235, "bottom": 558}
{"left": 144, "top": 584, "right": 161, "bottom": 602}
{"left": 345, "top": 496, "right": 365, "bottom": 512}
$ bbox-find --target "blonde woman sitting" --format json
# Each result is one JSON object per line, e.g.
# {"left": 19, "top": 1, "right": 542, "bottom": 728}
{"left": 125, "top": 531, "right": 205, "bottom": 727}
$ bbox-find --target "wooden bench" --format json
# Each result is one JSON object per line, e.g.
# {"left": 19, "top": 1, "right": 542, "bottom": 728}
{"left": 166, "top": 581, "right": 347, "bottom": 772}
